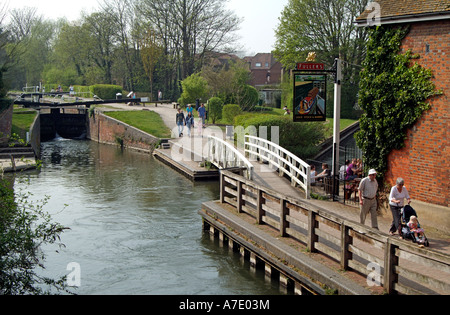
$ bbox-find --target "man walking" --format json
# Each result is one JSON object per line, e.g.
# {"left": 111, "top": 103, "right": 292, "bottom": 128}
{"left": 198, "top": 103, "right": 206, "bottom": 128}
{"left": 358, "top": 169, "right": 379, "bottom": 229}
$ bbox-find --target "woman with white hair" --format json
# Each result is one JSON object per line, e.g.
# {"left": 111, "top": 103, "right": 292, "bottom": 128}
{"left": 389, "top": 177, "right": 411, "bottom": 236}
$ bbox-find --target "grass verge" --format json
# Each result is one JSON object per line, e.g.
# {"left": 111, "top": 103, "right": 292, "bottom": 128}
{"left": 105, "top": 111, "right": 172, "bottom": 139}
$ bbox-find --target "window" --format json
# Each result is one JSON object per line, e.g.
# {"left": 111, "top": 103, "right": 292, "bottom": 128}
{"left": 255, "top": 62, "right": 262, "bottom": 67}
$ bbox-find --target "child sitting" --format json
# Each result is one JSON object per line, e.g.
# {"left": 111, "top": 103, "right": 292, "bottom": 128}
{"left": 408, "top": 216, "right": 425, "bottom": 246}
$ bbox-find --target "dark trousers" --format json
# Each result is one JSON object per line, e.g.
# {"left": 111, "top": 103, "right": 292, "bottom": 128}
{"left": 389, "top": 205, "right": 402, "bottom": 234}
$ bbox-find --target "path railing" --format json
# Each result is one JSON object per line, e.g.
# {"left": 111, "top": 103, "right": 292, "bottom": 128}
{"left": 220, "top": 170, "right": 450, "bottom": 295}
{"left": 208, "top": 136, "right": 254, "bottom": 180}
{"left": 245, "top": 135, "right": 311, "bottom": 199}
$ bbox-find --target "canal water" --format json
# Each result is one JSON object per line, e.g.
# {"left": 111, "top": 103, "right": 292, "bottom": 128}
{"left": 13, "top": 139, "right": 284, "bottom": 295}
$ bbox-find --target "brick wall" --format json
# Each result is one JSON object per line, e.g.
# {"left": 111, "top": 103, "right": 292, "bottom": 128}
{"left": 87, "top": 111, "right": 160, "bottom": 154}
{"left": 386, "top": 20, "right": 449, "bottom": 207}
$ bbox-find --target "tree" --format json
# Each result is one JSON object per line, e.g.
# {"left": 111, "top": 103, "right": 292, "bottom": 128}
{"left": 274, "top": 0, "right": 368, "bottom": 118}
{"left": 139, "top": 0, "right": 241, "bottom": 79}
{"left": 83, "top": 12, "right": 117, "bottom": 84}
{"left": 100, "top": 0, "right": 139, "bottom": 91}
{"left": 138, "top": 26, "right": 163, "bottom": 101}
{"left": 178, "top": 72, "right": 209, "bottom": 105}
{"left": 200, "top": 59, "right": 255, "bottom": 109}
{"left": 0, "top": 176, "right": 71, "bottom": 295}
{"left": 5, "top": 8, "right": 55, "bottom": 89}
{"left": 207, "top": 96, "right": 223, "bottom": 124}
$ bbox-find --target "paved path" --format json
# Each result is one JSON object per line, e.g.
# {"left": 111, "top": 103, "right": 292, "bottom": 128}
{"left": 104, "top": 102, "right": 450, "bottom": 255}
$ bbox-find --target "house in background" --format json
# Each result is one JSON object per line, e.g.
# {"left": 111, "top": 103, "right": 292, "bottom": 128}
{"left": 244, "top": 53, "right": 283, "bottom": 106}
{"left": 356, "top": 0, "right": 449, "bottom": 230}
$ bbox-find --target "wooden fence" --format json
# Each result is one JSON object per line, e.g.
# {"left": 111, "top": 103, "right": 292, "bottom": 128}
{"left": 220, "top": 170, "right": 450, "bottom": 295}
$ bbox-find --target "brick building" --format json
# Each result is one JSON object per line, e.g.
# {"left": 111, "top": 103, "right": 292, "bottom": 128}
{"left": 243, "top": 53, "right": 283, "bottom": 106}
{"left": 356, "top": 0, "right": 449, "bottom": 225}
{"left": 243, "top": 53, "right": 283, "bottom": 87}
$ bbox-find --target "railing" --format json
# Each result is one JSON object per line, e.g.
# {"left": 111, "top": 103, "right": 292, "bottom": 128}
{"left": 245, "top": 135, "right": 311, "bottom": 199}
{"left": 220, "top": 170, "right": 450, "bottom": 295}
{"left": 208, "top": 136, "right": 254, "bottom": 180}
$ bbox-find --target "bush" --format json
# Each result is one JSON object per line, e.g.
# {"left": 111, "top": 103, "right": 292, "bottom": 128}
{"left": 89, "top": 84, "right": 123, "bottom": 99}
{"left": 208, "top": 97, "right": 224, "bottom": 124}
{"left": 234, "top": 114, "right": 327, "bottom": 160}
{"left": 239, "top": 85, "right": 259, "bottom": 111}
{"left": 222, "top": 104, "right": 242, "bottom": 124}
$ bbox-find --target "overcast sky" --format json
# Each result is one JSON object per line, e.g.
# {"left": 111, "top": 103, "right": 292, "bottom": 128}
{"left": 4, "top": 0, "right": 288, "bottom": 55}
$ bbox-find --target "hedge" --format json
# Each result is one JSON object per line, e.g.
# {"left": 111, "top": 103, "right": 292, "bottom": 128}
{"left": 89, "top": 84, "right": 123, "bottom": 100}
{"left": 222, "top": 104, "right": 242, "bottom": 124}
{"left": 234, "top": 114, "right": 327, "bottom": 160}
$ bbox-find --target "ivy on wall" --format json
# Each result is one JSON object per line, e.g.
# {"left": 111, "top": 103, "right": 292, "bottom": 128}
{"left": 355, "top": 25, "right": 442, "bottom": 183}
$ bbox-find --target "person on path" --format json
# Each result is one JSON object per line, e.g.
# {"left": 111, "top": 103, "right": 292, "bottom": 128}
{"left": 186, "top": 104, "right": 194, "bottom": 116}
{"left": 198, "top": 103, "right": 206, "bottom": 128}
{"left": 389, "top": 177, "right": 411, "bottom": 236}
{"left": 358, "top": 169, "right": 379, "bottom": 229}
{"left": 176, "top": 109, "right": 186, "bottom": 137}
{"left": 185, "top": 112, "right": 194, "bottom": 137}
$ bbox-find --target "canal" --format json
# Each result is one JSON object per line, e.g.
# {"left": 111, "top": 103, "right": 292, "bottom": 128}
{"left": 12, "top": 138, "right": 284, "bottom": 295}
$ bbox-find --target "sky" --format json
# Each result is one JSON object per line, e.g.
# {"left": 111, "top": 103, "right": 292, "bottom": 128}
{"left": 4, "top": 0, "right": 289, "bottom": 55}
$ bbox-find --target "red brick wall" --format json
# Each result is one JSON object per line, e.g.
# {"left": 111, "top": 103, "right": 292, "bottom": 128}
{"left": 386, "top": 20, "right": 449, "bottom": 207}
{"left": 87, "top": 111, "right": 160, "bottom": 153}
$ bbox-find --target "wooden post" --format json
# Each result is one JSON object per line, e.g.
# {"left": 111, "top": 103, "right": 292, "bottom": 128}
{"left": 256, "top": 189, "right": 264, "bottom": 224}
{"left": 280, "top": 198, "right": 288, "bottom": 237}
{"left": 340, "top": 224, "right": 352, "bottom": 270}
{"left": 384, "top": 239, "right": 398, "bottom": 294}
{"left": 237, "top": 180, "right": 243, "bottom": 213}
{"left": 220, "top": 172, "right": 225, "bottom": 203}
{"left": 307, "top": 211, "right": 318, "bottom": 252}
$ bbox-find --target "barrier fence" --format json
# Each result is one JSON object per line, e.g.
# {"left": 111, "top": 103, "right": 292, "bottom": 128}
{"left": 220, "top": 170, "right": 450, "bottom": 295}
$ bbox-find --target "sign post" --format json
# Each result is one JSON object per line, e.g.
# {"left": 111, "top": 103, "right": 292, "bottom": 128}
{"left": 293, "top": 58, "right": 342, "bottom": 201}
{"left": 332, "top": 58, "right": 342, "bottom": 188}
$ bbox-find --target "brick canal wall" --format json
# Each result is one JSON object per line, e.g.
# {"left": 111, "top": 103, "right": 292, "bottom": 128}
{"left": 86, "top": 110, "right": 160, "bottom": 154}
{"left": 386, "top": 20, "right": 449, "bottom": 208}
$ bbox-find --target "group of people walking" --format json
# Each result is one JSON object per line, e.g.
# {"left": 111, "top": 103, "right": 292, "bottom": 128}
{"left": 357, "top": 170, "right": 425, "bottom": 246}
{"left": 176, "top": 103, "right": 206, "bottom": 137}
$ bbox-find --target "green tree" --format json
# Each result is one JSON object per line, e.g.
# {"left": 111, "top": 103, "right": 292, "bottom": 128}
{"left": 274, "top": 0, "right": 368, "bottom": 118}
{"left": 0, "top": 177, "right": 71, "bottom": 294}
{"left": 178, "top": 73, "right": 209, "bottom": 106}
{"left": 138, "top": 26, "right": 163, "bottom": 101}
{"left": 207, "top": 97, "right": 223, "bottom": 124}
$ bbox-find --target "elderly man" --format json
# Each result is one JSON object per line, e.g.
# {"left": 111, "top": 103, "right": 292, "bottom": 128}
{"left": 358, "top": 169, "right": 379, "bottom": 229}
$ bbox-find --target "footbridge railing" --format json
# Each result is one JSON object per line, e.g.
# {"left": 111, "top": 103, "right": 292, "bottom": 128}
{"left": 208, "top": 136, "right": 254, "bottom": 180}
{"left": 245, "top": 135, "right": 311, "bottom": 199}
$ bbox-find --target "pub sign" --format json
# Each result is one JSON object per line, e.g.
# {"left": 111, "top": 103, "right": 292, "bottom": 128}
{"left": 293, "top": 70, "right": 327, "bottom": 122}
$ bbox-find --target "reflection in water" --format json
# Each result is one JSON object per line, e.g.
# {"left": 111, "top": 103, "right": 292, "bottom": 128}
{"left": 14, "top": 139, "right": 283, "bottom": 295}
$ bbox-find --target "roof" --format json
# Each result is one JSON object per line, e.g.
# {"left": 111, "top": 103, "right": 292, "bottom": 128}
{"left": 244, "top": 53, "right": 277, "bottom": 70}
{"left": 356, "top": 0, "right": 450, "bottom": 26}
